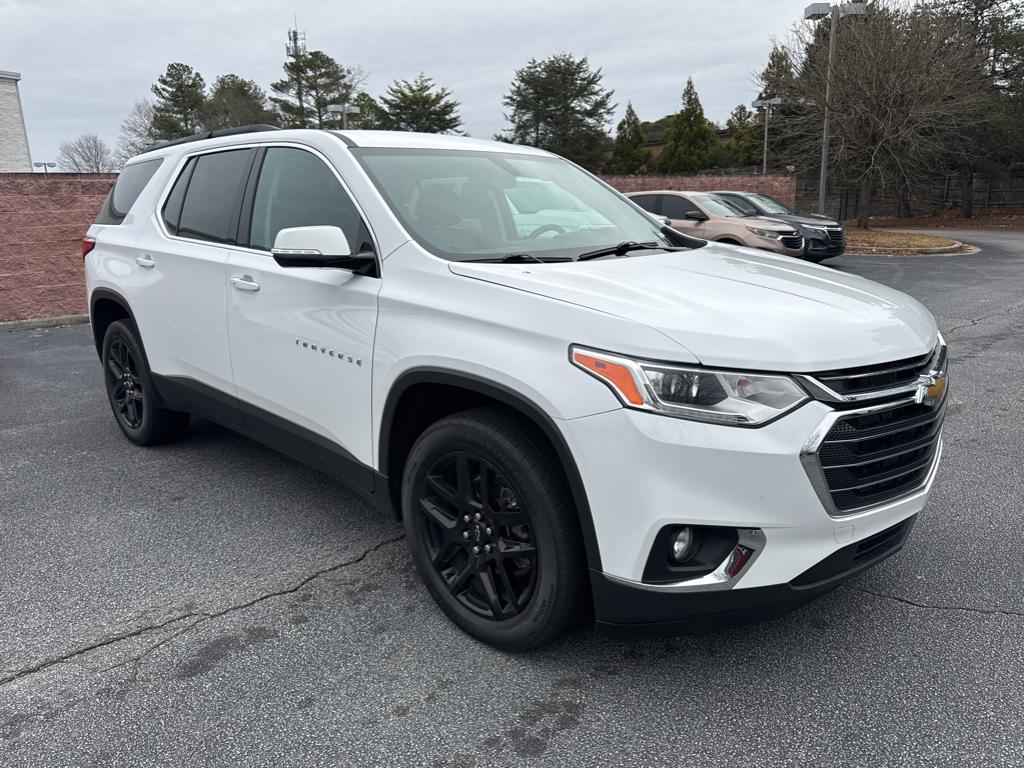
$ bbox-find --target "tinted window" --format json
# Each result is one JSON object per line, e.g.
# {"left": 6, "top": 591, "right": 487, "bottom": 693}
{"left": 249, "top": 147, "right": 369, "bottom": 253}
{"left": 630, "top": 194, "right": 660, "bottom": 214}
{"left": 660, "top": 195, "right": 698, "bottom": 219}
{"left": 161, "top": 157, "right": 195, "bottom": 235}
{"left": 94, "top": 158, "right": 163, "bottom": 225}
{"left": 719, "top": 194, "right": 758, "bottom": 215}
{"left": 177, "top": 149, "right": 253, "bottom": 244}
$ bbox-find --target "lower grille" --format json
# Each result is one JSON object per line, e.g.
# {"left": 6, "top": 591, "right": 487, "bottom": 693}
{"left": 780, "top": 234, "right": 804, "bottom": 250}
{"left": 812, "top": 397, "right": 945, "bottom": 514}
{"left": 826, "top": 227, "right": 844, "bottom": 244}
{"left": 791, "top": 516, "right": 915, "bottom": 587}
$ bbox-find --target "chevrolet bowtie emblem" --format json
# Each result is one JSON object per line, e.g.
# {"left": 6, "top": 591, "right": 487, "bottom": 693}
{"left": 915, "top": 374, "right": 946, "bottom": 407}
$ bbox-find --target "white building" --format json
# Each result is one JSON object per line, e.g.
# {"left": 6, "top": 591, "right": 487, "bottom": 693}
{"left": 0, "top": 71, "right": 32, "bottom": 172}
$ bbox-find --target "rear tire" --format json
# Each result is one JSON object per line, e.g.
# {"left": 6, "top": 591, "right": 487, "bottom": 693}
{"left": 102, "top": 320, "right": 189, "bottom": 446}
{"left": 402, "top": 407, "right": 582, "bottom": 650}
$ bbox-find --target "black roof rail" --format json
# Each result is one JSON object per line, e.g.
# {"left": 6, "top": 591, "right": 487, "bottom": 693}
{"left": 139, "top": 124, "right": 280, "bottom": 155}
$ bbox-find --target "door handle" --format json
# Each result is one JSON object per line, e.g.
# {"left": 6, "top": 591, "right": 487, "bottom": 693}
{"left": 230, "top": 275, "right": 261, "bottom": 292}
{"left": 136, "top": 256, "right": 156, "bottom": 269}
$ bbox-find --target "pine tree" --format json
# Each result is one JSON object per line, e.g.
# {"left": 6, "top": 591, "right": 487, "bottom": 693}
{"left": 200, "top": 75, "right": 278, "bottom": 131}
{"left": 150, "top": 63, "right": 206, "bottom": 140}
{"left": 656, "top": 78, "right": 717, "bottom": 173}
{"left": 271, "top": 51, "right": 363, "bottom": 128}
{"left": 378, "top": 74, "right": 463, "bottom": 134}
{"left": 604, "top": 103, "right": 649, "bottom": 174}
{"left": 724, "top": 104, "right": 759, "bottom": 167}
{"left": 499, "top": 53, "right": 615, "bottom": 170}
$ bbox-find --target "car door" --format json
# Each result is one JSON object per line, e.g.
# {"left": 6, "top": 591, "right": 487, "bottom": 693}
{"left": 660, "top": 194, "right": 703, "bottom": 234}
{"left": 133, "top": 147, "right": 255, "bottom": 396}
{"left": 225, "top": 145, "right": 381, "bottom": 491}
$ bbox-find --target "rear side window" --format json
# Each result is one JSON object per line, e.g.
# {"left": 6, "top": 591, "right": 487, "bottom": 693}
{"left": 161, "top": 157, "right": 195, "bottom": 234}
{"left": 174, "top": 149, "right": 254, "bottom": 244}
{"left": 94, "top": 159, "right": 163, "bottom": 225}
{"left": 661, "top": 195, "right": 698, "bottom": 219}
{"left": 630, "top": 194, "right": 660, "bottom": 214}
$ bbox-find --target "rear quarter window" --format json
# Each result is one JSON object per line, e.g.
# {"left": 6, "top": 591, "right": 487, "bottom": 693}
{"left": 94, "top": 158, "right": 163, "bottom": 225}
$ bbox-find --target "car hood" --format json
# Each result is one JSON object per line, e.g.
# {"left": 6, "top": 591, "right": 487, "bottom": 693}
{"left": 773, "top": 212, "right": 841, "bottom": 228}
{"left": 449, "top": 244, "right": 937, "bottom": 372}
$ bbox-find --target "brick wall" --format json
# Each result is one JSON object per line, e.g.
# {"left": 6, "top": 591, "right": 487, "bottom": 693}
{"left": 0, "top": 173, "right": 115, "bottom": 322}
{"left": 602, "top": 174, "right": 797, "bottom": 208}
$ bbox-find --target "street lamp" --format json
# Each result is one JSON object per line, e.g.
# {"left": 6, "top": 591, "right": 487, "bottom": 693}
{"left": 804, "top": 1, "right": 866, "bottom": 214}
{"left": 752, "top": 97, "right": 782, "bottom": 175}
{"left": 327, "top": 103, "right": 361, "bottom": 130}
{"left": 33, "top": 162, "right": 56, "bottom": 175}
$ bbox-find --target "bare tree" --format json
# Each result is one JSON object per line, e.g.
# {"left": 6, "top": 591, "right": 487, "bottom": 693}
{"left": 57, "top": 134, "right": 115, "bottom": 173}
{"left": 114, "top": 99, "right": 156, "bottom": 166}
{"left": 768, "top": 1, "right": 997, "bottom": 227}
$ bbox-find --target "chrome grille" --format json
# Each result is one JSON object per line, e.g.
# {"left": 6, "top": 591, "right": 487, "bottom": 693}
{"left": 812, "top": 347, "right": 938, "bottom": 398}
{"left": 780, "top": 234, "right": 804, "bottom": 250}
{"left": 814, "top": 398, "right": 945, "bottom": 513}
{"left": 826, "top": 227, "right": 844, "bottom": 244}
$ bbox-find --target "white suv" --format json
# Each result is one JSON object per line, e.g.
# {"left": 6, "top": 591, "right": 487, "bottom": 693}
{"left": 84, "top": 127, "right": 948, "bottom": 649}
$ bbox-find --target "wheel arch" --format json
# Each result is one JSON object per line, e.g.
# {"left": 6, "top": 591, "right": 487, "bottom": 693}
{"left": 379, "top": 368, "right": 603, "bottom": 572}
{"left": 89, "top": 288, "right": 137, "bottom": 359}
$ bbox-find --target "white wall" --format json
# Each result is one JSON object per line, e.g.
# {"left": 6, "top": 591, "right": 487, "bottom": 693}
{"left": 0, "top": 71, "right": 32, "bottom": 172}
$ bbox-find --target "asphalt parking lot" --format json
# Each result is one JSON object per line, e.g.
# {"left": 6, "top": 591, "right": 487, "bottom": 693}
{"left": 2, "top": 229, "right": 1022, "bottom": 767}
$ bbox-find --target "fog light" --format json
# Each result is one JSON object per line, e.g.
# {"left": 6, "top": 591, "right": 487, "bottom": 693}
{"left": 671, "top": 527, "right": 695, "bottom": 562}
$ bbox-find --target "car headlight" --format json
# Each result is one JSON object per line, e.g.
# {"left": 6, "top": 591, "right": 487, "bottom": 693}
{"left": 570, "top": 347, "right": 809, "bottom": 426}
{"left": 746, "top": 227, "right": 782, "bottom": 239}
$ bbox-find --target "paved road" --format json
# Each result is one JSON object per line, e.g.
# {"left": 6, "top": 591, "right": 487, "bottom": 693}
{"left": 2, "top": 230, "right": 1022, "bottom": 767}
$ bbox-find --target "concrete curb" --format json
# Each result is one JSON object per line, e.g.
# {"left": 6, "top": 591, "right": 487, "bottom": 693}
{"left": 1, "top": 313, "right": 89, "bottom": 331}
{"left": 845, "top": 240, "right": 979, "bottom": 256}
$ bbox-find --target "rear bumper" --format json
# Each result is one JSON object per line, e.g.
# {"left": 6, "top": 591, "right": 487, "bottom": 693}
{"left": 593, "top": 515, "right": 916, "bottom": 637}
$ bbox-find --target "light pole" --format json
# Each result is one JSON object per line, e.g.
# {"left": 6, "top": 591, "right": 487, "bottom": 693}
{"left": 33, "top": 162, "right": 56, "bottom": 175}
{"left": 804, "top": 2, "right": 866, "bottom": 214}
{"left": 752, "top": 97, "right": 782, "bottom": 175}
{"left": 327, "top": 103, "right": 361, "bottom": 130}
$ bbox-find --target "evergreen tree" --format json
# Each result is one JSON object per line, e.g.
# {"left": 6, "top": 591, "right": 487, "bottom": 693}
{"left": 348, "top": 92, "right": 390, "bottom": 130}
{"left": 378, "top": 74, "right": 463, "bottom": 134}
{"left": 200, "top": 75, "right": 278, "bottom": 131}
{"left": 725, "top": 104, "right": 759, "bottom": 167}
{"left": 604, "top": 103, "right": 649, "bottom": 174}
{"left": 656, "top": 78, "right": 717, "bottom": 173}
{"left": 150, "top": 63, "right": 206, "bottom": 140}
{"left": 499, "top": 53, "right": 615, "bottom": 170}
{"left": 271, "top": 51, "right": 363, "bottom": 128}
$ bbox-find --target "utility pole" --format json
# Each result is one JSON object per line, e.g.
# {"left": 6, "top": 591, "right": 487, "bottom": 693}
{"left": 286, "top": 22, "right": 307, "bottom": 127}
{"left": 752, "top": 97, "right": 782, "bottom": 175}
{"left": 804, "top": 2, "right": 866, "bottom": 214}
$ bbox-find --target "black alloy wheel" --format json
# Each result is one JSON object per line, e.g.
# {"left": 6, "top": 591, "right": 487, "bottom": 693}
{"left": 402, "top": 407, "right": 582, "bottom": 650}
{"left": 417, "top": 451, "right": 538, "bottom": 620}
{"left": 101, "top": 320, "right": 189, "bottom": 445}
{"left": 105, "top": 337, "right": 145, "bottom": 429}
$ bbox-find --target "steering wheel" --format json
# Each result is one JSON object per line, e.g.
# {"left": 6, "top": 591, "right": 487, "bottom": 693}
{"left": 526, "top": 224, "right": 567, "bottom": 239}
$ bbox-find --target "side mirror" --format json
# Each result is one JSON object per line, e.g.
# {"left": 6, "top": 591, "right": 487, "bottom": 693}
{"left": 271, "top": 226, "right": 376, "bottom": 274}
{"left": 685, "top": 210, "right": 709, "bottom": 222}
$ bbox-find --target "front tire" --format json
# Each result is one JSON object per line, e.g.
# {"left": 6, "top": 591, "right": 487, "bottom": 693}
{"left": 402, "top": 407, "right": 582, "bottom": 650}
{"left": 102, "top": 320, "right": 189, "bottom": 445}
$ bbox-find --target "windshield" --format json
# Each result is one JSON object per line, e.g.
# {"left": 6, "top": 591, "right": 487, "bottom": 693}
{"left": 693, "top": 194, "right": 747, "bottom": 218}
{"left": 747, "top": 193, "right": 793, "bottom": 215}
{"left": 353, "top": 148, "right": 671, "bottom": 261}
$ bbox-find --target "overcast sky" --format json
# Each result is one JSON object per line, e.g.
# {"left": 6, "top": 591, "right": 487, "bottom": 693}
{"left": 3, "top": 0, "right": 802, "bottom": 167}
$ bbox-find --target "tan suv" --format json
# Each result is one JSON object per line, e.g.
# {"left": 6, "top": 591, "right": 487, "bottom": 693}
{"left": 627, "top": 190, "right": 805, "bottom": 257}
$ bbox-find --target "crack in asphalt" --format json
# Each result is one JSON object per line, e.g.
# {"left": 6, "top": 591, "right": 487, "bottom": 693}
{"left": 0, "top": 534, "right": 405, "bottom": 688}
{"left": 944, "top": 300, "right": 1024, "bottom": 337}
{"left": 847, "top": 584, "right": 1024, "bottom": 620}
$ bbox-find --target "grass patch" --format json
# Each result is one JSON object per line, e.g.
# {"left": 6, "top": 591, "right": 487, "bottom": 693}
{"left": 844, "top": 228, "right": 958, "bottom": 251}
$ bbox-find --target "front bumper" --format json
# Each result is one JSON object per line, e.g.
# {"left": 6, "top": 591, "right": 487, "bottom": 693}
{"left": 593, "top": 514, "right": 916, "bottom": 636}
{"left": 560, "top": 401, "right": 939, "bottom": 629}
{"left": 805, "top": 231, "right": 845, "bottom": 257}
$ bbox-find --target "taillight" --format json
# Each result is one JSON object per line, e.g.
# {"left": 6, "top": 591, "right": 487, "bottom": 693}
{"left": 82, "top": 237, "right": 96, "bottom": 259}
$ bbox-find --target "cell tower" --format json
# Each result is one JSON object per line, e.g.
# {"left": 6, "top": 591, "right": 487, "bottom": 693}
{"left": 286, "top": 22, "right": 307, "bottom": 125}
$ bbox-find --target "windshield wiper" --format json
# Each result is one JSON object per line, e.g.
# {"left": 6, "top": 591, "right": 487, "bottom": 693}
{"left": 472, "top": 253, "right": 573, "bottom": 264}
{"left": 577, "top": 241, "right": 684, "bottom": 261}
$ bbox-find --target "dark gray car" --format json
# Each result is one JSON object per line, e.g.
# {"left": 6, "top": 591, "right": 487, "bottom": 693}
{"left": 713, "top": 191, "right": 845, "bottom": 262}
